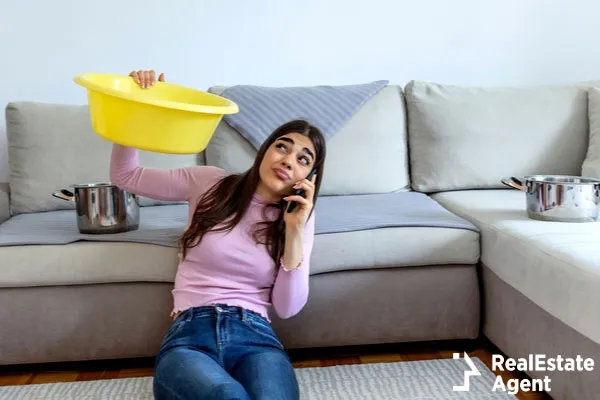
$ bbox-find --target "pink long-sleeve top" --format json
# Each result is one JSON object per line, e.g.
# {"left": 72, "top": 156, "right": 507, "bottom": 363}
{"left": 109, "top": 144, "right": 315, "bottom": 320}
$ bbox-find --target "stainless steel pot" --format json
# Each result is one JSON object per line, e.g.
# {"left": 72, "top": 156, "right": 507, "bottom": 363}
{"left": 52, "top": 183, "right": 140, "bottom": 234}
{"left": 501, "top": 175, "right": 600, "bottom": 222}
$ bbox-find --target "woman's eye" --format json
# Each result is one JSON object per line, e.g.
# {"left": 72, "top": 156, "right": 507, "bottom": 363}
{"left": 299, "top": 157, "right": 309, "bottom": 165}
{"left": 276, "top": 143, "right": 287, "bottom": 151}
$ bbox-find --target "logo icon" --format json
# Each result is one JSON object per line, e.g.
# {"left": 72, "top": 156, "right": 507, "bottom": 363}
{"left": 453, "top": 352, "right": 482, "bottom": 391}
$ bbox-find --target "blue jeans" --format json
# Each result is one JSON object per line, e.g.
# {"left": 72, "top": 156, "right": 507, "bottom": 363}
{"left": 153, "top": 304, "right": 299, "bottom": 400}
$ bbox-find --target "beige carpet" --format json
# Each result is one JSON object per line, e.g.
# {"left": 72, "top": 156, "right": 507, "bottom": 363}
{"left": 0, "top": 357, "right": 520, "bottom": 399}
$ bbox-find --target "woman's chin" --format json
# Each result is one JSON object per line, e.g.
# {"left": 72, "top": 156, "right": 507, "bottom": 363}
{"left": 269, "top": 179, "right": 290, "bottom": 194}
{"left": 258, "top": 182, "right": 287, "bottom": 201}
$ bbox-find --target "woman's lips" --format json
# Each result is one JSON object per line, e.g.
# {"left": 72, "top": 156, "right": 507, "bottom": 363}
{"left": 274, "top": 168, "right": 290, "bottom": 181}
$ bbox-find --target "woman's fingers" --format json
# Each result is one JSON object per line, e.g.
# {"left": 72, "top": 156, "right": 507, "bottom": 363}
{"left": 142, "top": 70, "right": 151, "bottom": 88}
{"left": 129, "top": 70, "right": 163, "bottom": 88}
{"left": 148, "top": 70, "right": 156, "bottom": 86}
{"left": 292, "top": 178, "right": 316, "bottom": 201}
{"left": 129, "top": 71, "right": 141, "bottom": 84}
{"left": 283, "top": 195, "right": 310, "bottom": 206}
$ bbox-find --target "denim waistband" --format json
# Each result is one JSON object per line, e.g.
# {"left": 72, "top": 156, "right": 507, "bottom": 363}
{"left": 175, "top": 304, "right": 268, "bottom": 324}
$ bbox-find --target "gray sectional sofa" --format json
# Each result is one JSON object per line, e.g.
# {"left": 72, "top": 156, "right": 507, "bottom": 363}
{"left": 1, "top": 79, "right": 600, "bottom": 400}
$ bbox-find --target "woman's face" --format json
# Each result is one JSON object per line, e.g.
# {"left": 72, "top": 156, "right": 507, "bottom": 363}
{"left": 257, "top": 132, "right": 316, "bottom": 201}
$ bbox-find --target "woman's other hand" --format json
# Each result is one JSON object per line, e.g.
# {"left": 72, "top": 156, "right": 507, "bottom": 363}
{"left": 129, "top": 70, "right": 165, "bottom": 88}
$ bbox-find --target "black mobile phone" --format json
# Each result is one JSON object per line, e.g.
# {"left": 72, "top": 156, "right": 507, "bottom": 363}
{"left": 286, "top": 168, "right": 317, "bottom": 213}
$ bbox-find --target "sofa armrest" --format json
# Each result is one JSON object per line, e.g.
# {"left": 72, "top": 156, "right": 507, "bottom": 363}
{"left": 0, "top": 182, "right": 10, "bottom": 224}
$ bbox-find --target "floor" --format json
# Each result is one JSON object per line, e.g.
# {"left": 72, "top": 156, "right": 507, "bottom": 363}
{"left": 0, "top": 338, "right": 551, "bottom": 399}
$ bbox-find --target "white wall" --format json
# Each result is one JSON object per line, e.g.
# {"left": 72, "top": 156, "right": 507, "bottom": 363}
{"left": 2, "top": 0, "right": 600, "bottom": 182}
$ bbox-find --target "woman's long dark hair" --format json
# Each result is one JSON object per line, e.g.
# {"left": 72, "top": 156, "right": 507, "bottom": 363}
{"left": 179, "top": 120, "right": 326, "bottom": 262}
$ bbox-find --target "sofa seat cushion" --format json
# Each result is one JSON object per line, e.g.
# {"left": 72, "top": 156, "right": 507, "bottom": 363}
{"left": 431, "top": 189, "right": 600, "bottom": 345}
{"left": 0, "top": 242, "right": 179, "bottom": 288}
{"left": 310, "top": 226, "right": 479, "bottom": 275}
{"left": 0, "top": 225, "right": 479, "bottom": 288}
{"left": 0, "top": 191, "right": 479, "bottom": 286}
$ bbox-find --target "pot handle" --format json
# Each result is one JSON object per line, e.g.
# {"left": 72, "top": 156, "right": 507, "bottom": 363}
{"left": 52, "top": 189, "right": 75, "bottom": 202}
{"left": 501, "top": 177, "right": 525, "bottom": 191}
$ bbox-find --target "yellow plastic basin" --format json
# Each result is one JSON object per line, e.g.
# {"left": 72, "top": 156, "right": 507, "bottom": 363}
{"left": 74, "top": 73, "right": 238, "bottom": 154}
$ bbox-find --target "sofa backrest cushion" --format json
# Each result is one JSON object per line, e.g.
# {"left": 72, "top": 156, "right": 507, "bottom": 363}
{"left": 5, "top": 102, "right": 203, "bottom": 215}
{"left": 404, "top": 80, "right": 590, "bottom": 193}
{"left": 0, "top": 183, "right": 9, "bottom": 224}
{"left": 582, "top": 87, "right": 600, "bottom": 179}
{"left": 205, "top": 85, "right": 410, "bottom": 196}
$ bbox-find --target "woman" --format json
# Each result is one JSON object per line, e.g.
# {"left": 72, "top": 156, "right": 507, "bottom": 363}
{"left": 110, "top": 70, "right": 326, "bottom": 400}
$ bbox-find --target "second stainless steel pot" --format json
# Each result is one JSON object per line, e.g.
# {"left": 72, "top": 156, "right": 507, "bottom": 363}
{"left": 52, "top": 183, "right": 140, "bottom": 234}
{"left": 501, "top": 175, "right": 600, "bottom": 222}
